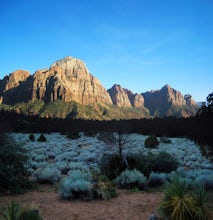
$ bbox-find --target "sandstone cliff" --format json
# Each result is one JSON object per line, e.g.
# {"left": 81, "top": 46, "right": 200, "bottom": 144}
{"left": 0, "top": 56, "right": 113, "bottom": 105}
{"left": 142, "top": 84, "right": 198, "bottom": 117}
{"left": 108, "top": 84, "right": 144, "bottom": 108}
{"left": 0, "top": 56, "right": 198, "bottom": 118}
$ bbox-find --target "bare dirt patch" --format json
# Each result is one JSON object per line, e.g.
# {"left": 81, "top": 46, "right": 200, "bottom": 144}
{"left": 0, "top": 189, "right": 164, "bottom": 220}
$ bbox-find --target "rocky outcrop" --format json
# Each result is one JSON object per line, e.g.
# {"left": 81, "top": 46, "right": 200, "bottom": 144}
{"left": 108, "top": 85, "right": 144, "bottom": 108}
{"left": 142, "top": 84, "right": 198, "bottom": 117}
{"left": 108, "top": 84, "right": 132, "bottom": 107}
{"left": 0, "top": 56, "right": 113, "bottom": 105}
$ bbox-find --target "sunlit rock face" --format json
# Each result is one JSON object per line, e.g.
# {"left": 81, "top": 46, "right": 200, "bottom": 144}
{"left": 0, "top": 56, "right": 113, "bottom": 105}
{"left": 142, "top": 84, "right": 198, "bottom": 117}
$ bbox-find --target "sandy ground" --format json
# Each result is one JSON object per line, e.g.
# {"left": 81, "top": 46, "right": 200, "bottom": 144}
{"left": 0, "top": 188, "right": 164, "bottom": 220}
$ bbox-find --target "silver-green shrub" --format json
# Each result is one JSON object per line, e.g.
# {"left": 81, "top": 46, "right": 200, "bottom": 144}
{"left": 60, "top": 169, "right": 92, "bottom": 199}
{"left": 116, "top": 169, "right": 147, "bottom": 189}
{"left": 32, "top": 167, "right": 61, "bottom": 184}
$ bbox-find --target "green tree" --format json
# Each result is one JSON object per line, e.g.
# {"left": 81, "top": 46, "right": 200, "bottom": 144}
{"left": 0, "top": 133, "right": 32, "bottom": 194}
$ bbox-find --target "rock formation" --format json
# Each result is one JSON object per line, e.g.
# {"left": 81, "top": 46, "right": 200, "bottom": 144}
{"left": 0, "top": 56, "right": 113, "bottom": 105}
{"left": 142, "top": 84, "right": 198, "bottom": 117}
{"left": 0, "top": 56, "right": 198, "bottom": 118}
{"left": 108, "top": 84, "right": 144, "bottom": 108}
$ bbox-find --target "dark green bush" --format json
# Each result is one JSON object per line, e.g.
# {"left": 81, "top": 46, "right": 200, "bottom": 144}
{"left": 99, "top": 154, "right": 136, "bottom": 179}
{"left": 134, "top": 151, "right": 179, "bottom": 177}
{"left": 37, "top": 134, "right": 46, "bottom": 142}
{"left": 0, "top": 133, "right": 32, "bottom": 194}
{"left": 29, "top": 133, "right": 35, "bottom": 142}
{"left": 144, "top": 135, "right": 159, "bottom": 148}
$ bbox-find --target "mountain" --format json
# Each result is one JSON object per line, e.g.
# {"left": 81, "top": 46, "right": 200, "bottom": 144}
{"left": 142, "top": 84, "right": 198, "bottom": 117}
{"left": 108, "top": 84, "right": 144, "bottom": 108}
{"left": 0, "top": 56, "right": 199, "bottom": 119}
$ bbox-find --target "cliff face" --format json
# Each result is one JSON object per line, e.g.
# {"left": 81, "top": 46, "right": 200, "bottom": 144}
{"left": 0, "top": 56, "right": 198, "bottom": 118}
{"left": 0, "top": 56, "right": 113, "bottom": 105}
{"left": 107, "top": 84, "right": 144, "bottom": 108}
{"left": 142, "top": 84, "right": 198, "bottom": 117}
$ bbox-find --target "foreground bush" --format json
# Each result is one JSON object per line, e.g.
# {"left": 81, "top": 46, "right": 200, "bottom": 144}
{"left": 116, "top": 169, "right": 147, "bottom": 190}
{"left": 0, "top": 133, "right": 32, "bottom": 194}
{"left": 0, "top": 201, "right": 43, "bottom": 220}
{"left": 144, "top": 135, "right": 159, "bottom": 148}
{"left": 60, "top": 170, "right": 116, "bottom": 200}
{"left": 160, "top": 177, "right": 211, "bottom": 220}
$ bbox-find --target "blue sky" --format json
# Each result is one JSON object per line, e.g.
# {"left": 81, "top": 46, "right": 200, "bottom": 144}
{"left": 0, "top": 0, "right": 212, "bottom": 102}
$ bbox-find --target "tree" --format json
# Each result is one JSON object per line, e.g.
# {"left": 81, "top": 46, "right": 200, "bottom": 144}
{"left": 207, "top": 92, "right": 213, "bottom": 112}
{"left": 197, "top": 92, "right": 213, "bottom": 116}
{"left": 0, "top": 133, "right": 32, "bottom": 193}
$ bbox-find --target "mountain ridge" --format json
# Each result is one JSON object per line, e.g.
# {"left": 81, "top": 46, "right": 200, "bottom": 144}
{"left": 0, "top": 56, "right": 199, "bottom": 119}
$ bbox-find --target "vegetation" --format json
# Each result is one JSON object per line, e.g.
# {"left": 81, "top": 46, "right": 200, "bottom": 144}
{"left": 145, "top": 135, "right": 159, "bottom": 148}
{"left": 0, "top": 201, "right": 43, "bottom": 220}
{"left": 160, "top": 177, "right": 211, "bottom": 220}
{"left": 115, "top": 169, "right": 147, "bottom": 190}
{"left": 37, "top": 134, "right": 46, "bottom": 142}
{"left": 0, "top": 133, "right": 32, "bottom": 194}
{"left": 60, "top": 170, "right": 116, "bottom": 200}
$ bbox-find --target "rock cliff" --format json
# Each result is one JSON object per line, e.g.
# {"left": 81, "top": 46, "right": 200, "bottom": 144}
{"left": 0, "top": 56, "right": 198, "bottom": 118}
{"left": 107, "top": 84, "right": 144, "bottom": 108}
{"left": 142, "top": 84, "right": 198, "bottom": 117}
{"left": 0, "top": 56, "right": 113, "bottom": 105}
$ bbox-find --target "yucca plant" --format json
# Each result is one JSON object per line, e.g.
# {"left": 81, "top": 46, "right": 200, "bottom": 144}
{"left": 160, "top": 177, "right": 195, "bottom": 220}
{"left": 0, "top": 201, "right": 23, "bottom": 220}
{"left": 190, "top": 184, "right": 210, "bottom": 220}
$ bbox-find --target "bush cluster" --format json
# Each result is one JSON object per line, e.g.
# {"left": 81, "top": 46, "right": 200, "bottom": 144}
{"left": 60, "top": 170, "right": 116, "bottom": 200}
{"left": 100, "top": 151, "right": 179, "bottom": 180}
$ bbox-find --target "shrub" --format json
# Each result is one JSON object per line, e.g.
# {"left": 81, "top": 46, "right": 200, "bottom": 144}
{"left": 0, "top": 133, "right": 32, "bottom": 194}
{"left": 160, "top": 177, "right": 211, "bottom": 220}
{"left": 37, "top": 134, "right": 46, "bottom": 142}
{"left": 60, "top": 170, "right": 93, "bottom": 200}
{"left": 60, "top": 170, "right": 117, "bottom": 200}
{"left": 147, "top": 172, "right": 168, "bottom": 187}
{"left": 99, "top": 154, "right": 136, "bottom": 179}
{"left": 29, "top": 133, "right": 35, "bottom": 142}
{"left": 144, "top": 135, "right": 159, "bottom": 148}
{"left": 134, "top": 152, "right": 179, "bottom": 177}
{"left": 32, "top": 167, "right": 61, "bottom": 184}
{"left": 92, "top": 173, "right": 117, "bottom": 200}
{"left": 116, "top": 169, "right": 147, "bottom": 190}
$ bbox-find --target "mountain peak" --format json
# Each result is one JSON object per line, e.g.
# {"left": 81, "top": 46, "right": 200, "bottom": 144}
{"left": 50, "top": 56, "right": 89, "bottom": 73}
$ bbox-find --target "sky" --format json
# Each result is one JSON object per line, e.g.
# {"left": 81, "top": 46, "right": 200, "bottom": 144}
{"left": 0, "top": 0, "right": 212, "bottom": 102}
